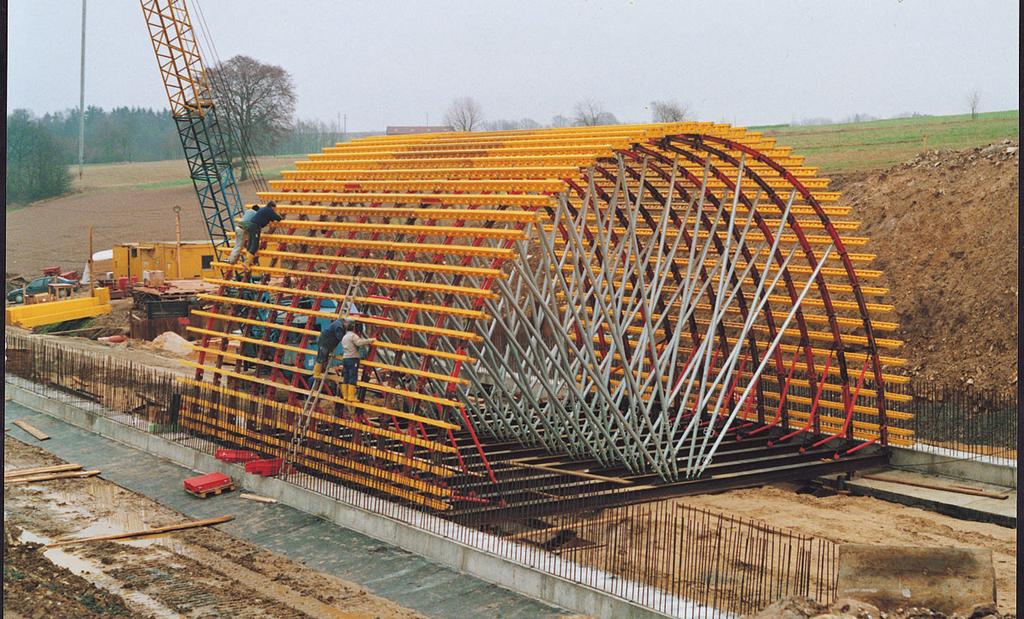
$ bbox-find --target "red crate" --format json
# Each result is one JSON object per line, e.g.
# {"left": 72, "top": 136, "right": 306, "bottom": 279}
{"left": 244, "top": 458, "right": 293, "bottom": 477}
{"left": 215, "top": 448, "right": 261, "bottom": 463}
{"left": 183, "top": 472, "right": 233, "bottom": 495}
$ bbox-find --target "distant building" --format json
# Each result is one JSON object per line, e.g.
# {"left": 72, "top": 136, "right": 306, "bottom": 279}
{"left": 386, "top": 125, "right": 455, "bottom": 136}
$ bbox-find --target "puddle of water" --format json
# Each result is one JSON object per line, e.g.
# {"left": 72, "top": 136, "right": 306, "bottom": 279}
{"left": 17, "top": 528, "right": 180, "bottom": 618}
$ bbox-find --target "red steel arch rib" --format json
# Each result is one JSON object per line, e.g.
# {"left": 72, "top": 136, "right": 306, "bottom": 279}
{"left": 179, "top": 122, "right": 910, "bottom": 510}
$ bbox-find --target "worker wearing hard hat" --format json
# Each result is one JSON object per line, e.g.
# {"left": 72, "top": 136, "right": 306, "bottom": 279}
{"left": 227, "top": 201, "right": 282, "bottom": 265}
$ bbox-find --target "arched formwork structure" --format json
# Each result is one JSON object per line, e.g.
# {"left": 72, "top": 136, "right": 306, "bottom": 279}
{"left": 180, "top": 122, "right": 910, "bottom": 514}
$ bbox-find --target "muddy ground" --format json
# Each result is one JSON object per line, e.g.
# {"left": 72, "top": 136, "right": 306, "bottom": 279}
{"left": 3, "top": 435, "right": 424, "bottom": 619}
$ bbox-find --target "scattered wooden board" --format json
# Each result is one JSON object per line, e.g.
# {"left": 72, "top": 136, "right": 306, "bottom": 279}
{"left": 5, "top": 470, "right": 100, "bottom": 484}
{"left": 5, "top": 463, "right": 83, "bottom": 478}
{"left": 239, "top": 492, "right": 277, "bottom": 504}
{"left": 861, "top": 474, "right": 1010, "bottom": 499}
{"left": 47, "top": 515, "right": 235, "bottom": 548}
{"left": 12, "top": 420, "right": 49, "bottom": 441}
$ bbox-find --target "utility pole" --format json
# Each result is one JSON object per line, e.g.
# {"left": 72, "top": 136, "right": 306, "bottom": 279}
{"left": 342, "top": 113, "right": 347, "bottom": 142}
{"left": 174, "top": 205, "right": 183, "bottom": 278}
{"left": 76, "top": 0, "right": 88, "bottom": 180}
{"left": 78, "top": 0, "right": 87, "bottom": 179}
{"left": 88, "top": 225, "right": 94, "bottom": 292}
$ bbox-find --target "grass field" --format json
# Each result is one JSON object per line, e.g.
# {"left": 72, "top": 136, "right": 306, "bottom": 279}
{"left": 753, "top": 110, "right": 1018, "bottom": 174}
{"left": 65, "top": 154, "right": 297, "bottom": 194}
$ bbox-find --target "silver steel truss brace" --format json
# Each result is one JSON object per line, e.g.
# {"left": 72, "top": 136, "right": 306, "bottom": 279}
{"left": 458, "top": 156, "right": 829, "bottom": 480}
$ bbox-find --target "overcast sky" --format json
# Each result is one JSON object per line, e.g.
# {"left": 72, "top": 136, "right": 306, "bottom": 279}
{"left": 6, "top": 0, "right": 1020, "bottom": 131}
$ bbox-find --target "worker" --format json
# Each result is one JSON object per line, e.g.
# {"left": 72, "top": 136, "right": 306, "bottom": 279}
{"left": 339, "top": 322, "right": 375, "bottom": 401}
{"left": 227, "top": 201, "right": 282, "bottom": 265}
{"left": 226, "top": 204, "right": 258, "bottom": 265}
{"left": 312, "top": 317, "right": 374, "bottom": 401}
{"left": 244, "top": 205, "right": 262, "bottom": 256}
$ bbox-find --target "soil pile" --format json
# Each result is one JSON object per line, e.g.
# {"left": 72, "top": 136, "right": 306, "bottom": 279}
{"left": 830, "top": 141, "right": 1019, "bottom": 390}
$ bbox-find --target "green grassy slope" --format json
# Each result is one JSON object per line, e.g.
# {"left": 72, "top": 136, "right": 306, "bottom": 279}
{"left": 752, "top": 110, "right": 1018, "bottom": 174}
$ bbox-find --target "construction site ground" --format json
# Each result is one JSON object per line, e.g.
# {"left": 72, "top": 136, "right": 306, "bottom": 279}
{"left": 3, "top": 401, "right": 573, "bottom": 619}
{"left": 675, "top": 483, "right": 1016, "bottom": 614}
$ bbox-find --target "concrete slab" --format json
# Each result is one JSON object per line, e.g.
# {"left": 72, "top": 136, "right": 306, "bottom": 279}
{"left": 835, "top": 468, "right": 1016, "bottom": 528}
{"left": 836, "top": 544, "right": 996, "bottom": 614}
{"left": 3, "top": 400, "right": 572, "bottom": 619}
{"left": 891, "top": 445, "right": 1016, "bottom": 489}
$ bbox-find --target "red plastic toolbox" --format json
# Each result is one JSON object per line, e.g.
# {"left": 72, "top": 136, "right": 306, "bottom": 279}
{"left": 215, "top": 448, "right": 261, "bottom": 463}
{"left": 183, "top": 472, "right": 232, "bottom": 494}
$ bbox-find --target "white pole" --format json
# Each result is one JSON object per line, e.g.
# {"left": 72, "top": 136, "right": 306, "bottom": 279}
{"left": 78, "top": 0, "right": 87, "bottom": 179}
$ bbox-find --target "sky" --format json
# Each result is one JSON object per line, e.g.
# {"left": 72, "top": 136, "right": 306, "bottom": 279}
{"left": 6, "top": 0, "right": 1020, "bottom": 132}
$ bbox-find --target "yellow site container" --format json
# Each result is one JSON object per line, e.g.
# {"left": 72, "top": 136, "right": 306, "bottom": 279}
{"left": 112, "top": 241, "right": 216, "bottom": 280}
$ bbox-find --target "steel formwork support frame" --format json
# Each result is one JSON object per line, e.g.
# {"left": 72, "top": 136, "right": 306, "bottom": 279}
{"left": 176, "top": 122, "right": 909, "bottom": 511}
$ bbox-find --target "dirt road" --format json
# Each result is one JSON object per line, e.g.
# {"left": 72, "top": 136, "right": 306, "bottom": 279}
{"left": 3, "top": 436, "right": 424, "bottom": 619}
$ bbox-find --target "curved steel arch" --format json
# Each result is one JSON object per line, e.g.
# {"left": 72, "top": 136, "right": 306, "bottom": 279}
{"left": 180, "top": 122, "right": 909, "bottom": 509}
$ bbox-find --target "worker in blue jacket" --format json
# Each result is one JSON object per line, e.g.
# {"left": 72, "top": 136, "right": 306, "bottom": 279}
{"left": 227, "top": 201, "right": 282, "bottom": 265}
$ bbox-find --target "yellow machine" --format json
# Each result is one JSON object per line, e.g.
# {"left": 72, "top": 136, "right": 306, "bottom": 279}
{"left": 111, "top": 241, "right": 217, "bottom": 281}
{"left": 6, "top": 288, "right": 112, "bottom": 328}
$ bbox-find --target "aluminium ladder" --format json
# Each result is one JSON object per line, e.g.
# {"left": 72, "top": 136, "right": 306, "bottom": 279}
{"left": 280, "top": 277, "right": 362, "bottom": 477}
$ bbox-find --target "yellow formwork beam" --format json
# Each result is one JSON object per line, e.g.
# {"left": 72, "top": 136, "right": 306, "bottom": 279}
{"left": 191, "top": 308, "right": 476, "bottom": 364}
{"left": 567, "top": 299, "right": 898, "bottom": 332}
{"left": 543, "top": 224, "right": 870, "bottom": 247}
{"left": 250, "top": 250, "right": 508, "bottom": 280}
{"left": 257, "top": 190, "right": 554, "bottom": 209}
{"left": 280, "top": 166, "right": 580, "bottom": 181}
{"left": 181, "top": 357, "right": 462, "bottom": 430}
{"left": 267, "top": 219, "right": 529, "bottom": 242}
{"left": 178, "top": 391, "right": 456, "bottom": 478}
{"left": 267, "top": 205, "right": 542, "bottom": 223}
{"left": 205, "top": 278, "right": 492, "bottom": 321}
{"left": 176, "top": 407, "right": 452, "bottom": 508}
{"left": 257, "top": 232, "right": 515, "bottom": 261}
{"left": 193, "top": 295, "right": 482, "bottom": 342}
{"left": 190, "top": 343, "right": 462, "bottom": 409}
{"left": 294, "top": 155, "right": 600, "bottom": 171}
{"left": 177, "top": 377, "right": 456, "bottom": 453}
{"left": 238, "top": 264, "right": 497, "bottom": 300}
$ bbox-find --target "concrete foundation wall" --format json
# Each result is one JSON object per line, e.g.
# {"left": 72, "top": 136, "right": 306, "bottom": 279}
{"left": 6, "top": 381, "right": 696, "bottom": 619}
{"left": 891, "top": 446, "right": 1016, "bottom": 489}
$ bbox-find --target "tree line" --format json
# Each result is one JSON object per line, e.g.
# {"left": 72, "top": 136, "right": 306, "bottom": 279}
{"left": 443, "top": 97, "right": 691, "bottom": 132}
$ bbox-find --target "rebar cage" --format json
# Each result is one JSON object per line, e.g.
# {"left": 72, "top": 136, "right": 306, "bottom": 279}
{"left": 182, "top": 122, "right": 909, "bottom": 511}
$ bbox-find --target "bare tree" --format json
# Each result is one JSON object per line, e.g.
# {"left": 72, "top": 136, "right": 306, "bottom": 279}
{"left": 208, "top": 55, "right": 296, "bottom": 179}
{"left": 444, "top": 97, "right": 484, "bottom": 131}
{"left": 573, "top": 98, "right": 609, "bottom": 126}
{"left": 518, "top": 118, "right": 541, "bottom": 130}
{"left": 968, "top": 91, "right": 981, "bottom": 120}
{"left": 550, "top": 114, "right": 571, "bottom": 128}
{"left": 650, "top": 100, "right": 688, "bottom": 122}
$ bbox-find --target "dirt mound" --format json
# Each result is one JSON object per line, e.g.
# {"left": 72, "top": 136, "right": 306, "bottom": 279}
{"left": 830, "top": 140, "right": 1019, "bottom": 390}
